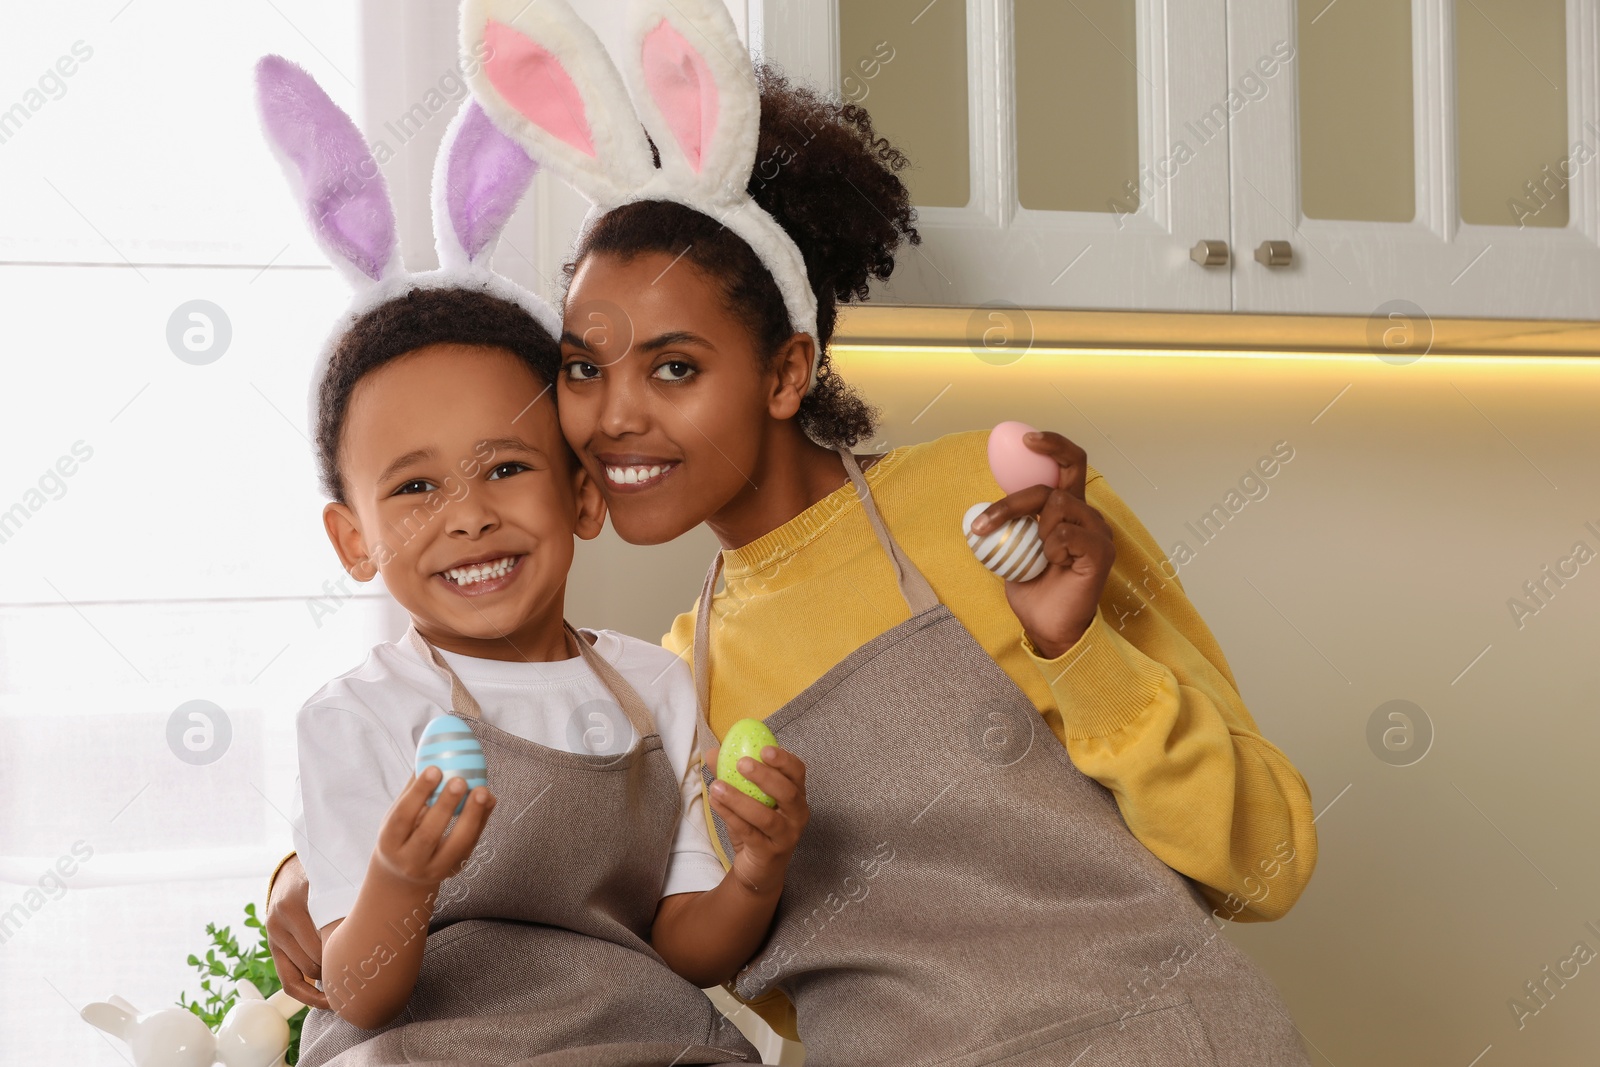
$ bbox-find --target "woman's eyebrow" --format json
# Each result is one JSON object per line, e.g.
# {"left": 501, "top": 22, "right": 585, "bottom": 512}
{"left": 560, "top": 329, "right": 714, "bottom": 353}
{"left": 637, "top": 330, "right": 714, "bottom": 352}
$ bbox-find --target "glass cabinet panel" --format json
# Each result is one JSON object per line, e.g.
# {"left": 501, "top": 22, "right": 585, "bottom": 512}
{"left": 1456, "top": 0, "right": 1568, "bottom": 228}
{"left": 838, "top": 0, "right": 971, "bottom": 207}
{"left": 1014, "top": 0, "right": 1140, "bottom": 213}
{"left": 1296, "top": 0, "right": 1416, "bottom": 222}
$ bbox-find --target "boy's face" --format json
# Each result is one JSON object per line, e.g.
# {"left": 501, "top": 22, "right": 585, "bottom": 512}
{"left": 323, "top": 343, "right": 604, "bottom": 660}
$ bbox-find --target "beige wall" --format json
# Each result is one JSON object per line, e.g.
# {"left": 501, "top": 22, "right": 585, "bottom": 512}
{"left": 565, "top": 339, "right": 1600, "bottom": 1064}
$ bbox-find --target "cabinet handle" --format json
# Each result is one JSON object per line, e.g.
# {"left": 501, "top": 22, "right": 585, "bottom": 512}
{"left": 1190, "top": 239, "right": 1230, "bottom": 267}
{"left": 1254, "top": 240, "right": 1293, "bottom": 267}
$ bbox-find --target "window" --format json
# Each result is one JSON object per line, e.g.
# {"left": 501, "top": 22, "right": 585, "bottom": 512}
{"left": 0, "top": 4, "right": 402, "bottom": 1062}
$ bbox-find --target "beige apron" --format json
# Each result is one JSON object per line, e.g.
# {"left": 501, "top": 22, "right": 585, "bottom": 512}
{"left": 297, "top": 621, "right": 758, "bottom": 1067}
{"left": 693, "top": 448, "right": 1310, "bottom": 1067}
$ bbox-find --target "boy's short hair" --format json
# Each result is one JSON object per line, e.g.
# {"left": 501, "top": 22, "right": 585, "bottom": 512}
{"left": 315, "top": 286, "right": 562, "bottom": 504}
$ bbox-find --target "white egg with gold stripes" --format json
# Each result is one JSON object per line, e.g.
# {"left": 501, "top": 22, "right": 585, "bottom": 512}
{"left": 416, "top": 714, "right": 488, "bottom": 815}
{"left": 962, "top": 502, "right": 1048, "bottom": 583}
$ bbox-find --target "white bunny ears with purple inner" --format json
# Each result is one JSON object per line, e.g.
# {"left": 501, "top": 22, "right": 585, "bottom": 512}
{"left": 254, "top": 54, "right": 561, "bottom": 433}
{"left": 459, "top": 0, "right": 824, "bottom": 394}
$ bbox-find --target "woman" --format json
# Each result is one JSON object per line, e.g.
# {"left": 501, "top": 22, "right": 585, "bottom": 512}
{"left": 267, "top": 5, "right": 1316, "bottom": 1063}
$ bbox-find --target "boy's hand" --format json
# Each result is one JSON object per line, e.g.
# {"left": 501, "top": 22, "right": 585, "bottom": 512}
{"left": 705, "top": 745, "right": 809, "bottom": 894}
{"left": 371, "top": 766, "right": 496, "bottom": 889}
{"left": 969, "top": 429, "right": 1116, "bottom": 659}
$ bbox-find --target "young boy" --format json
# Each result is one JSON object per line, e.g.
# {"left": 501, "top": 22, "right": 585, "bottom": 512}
{"left": 286, "top": 287, "right": 805, "bottom": 1064}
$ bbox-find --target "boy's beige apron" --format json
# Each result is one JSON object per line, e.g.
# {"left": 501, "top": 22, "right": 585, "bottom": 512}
{"left": 297, "top": 623, "right": 757, "bottom": 1067}
{"left": 694, "top": 447, "right": 1311, "bottom": 1067}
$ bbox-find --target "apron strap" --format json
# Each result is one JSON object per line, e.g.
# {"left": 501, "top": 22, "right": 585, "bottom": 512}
{"left": 835, "top": 445, "right": 941, "bottom": 616}
{"left": 691, "top": 445, "right": 942, "bottom": 723}
{"left": 406, "top": 621, "right": 661, "bottom": 740}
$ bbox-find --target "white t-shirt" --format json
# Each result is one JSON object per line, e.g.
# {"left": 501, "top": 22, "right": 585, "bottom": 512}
{"left": 289, "top": 628, "right": 725, "bottom": 931}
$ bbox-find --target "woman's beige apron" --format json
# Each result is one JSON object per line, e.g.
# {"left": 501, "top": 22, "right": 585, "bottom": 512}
{"left": 297, "top": 622, "right": 758, "bottom": 1067}
{"left": 694, "top": 448, "right": 1310, "bottom": 1067}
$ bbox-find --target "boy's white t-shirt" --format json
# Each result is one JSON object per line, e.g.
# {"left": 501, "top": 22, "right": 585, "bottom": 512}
{"left": 289, "top": 627, "right": 725, "bottom": 932}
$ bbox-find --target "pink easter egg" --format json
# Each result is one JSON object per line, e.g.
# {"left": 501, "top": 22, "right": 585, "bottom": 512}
{"left": 987, "top": 421, "right": 1058, "bottom": 494}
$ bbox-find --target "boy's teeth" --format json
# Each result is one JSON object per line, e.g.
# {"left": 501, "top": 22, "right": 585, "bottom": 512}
{"left": 443, "top": 555, "right": 517, "bottom": 585}
{"left": 605, "top": 463, "right": 670, "bottom": 485}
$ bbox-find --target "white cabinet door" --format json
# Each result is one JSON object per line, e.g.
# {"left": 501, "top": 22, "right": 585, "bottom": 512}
{"left": 1229, "top": 0, "right": 1600, "bottom": 319}
{"left": 756, "top": 0, "right": 1235, "bottom": 313}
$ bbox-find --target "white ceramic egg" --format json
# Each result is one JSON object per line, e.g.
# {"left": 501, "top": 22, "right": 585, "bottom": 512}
{"left": 416, "top": 714, "right": 488, "bottom": 815}
{"left": 963, "top": 502, "right": 1048, "bottom": 583}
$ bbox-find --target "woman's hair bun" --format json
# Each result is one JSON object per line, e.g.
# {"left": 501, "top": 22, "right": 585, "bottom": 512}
{"left": 748, "top": 65, "right": 921, "bottom": 342}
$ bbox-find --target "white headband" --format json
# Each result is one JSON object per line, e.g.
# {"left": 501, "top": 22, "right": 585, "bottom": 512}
{"left": 460, "top": 0, "right": 824, "bottom": 394}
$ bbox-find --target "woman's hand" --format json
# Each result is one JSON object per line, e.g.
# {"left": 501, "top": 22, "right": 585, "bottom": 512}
{"left": 706, "top": 745, "right": 809, "bottom": 895}
{"left": 970, "top": 429, "right": 1116, "bottom": 659}
{"left": 264, "top": 854, "right": 330, "bottom": 1010}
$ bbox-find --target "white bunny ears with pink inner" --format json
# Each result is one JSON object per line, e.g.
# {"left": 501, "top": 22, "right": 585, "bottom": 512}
{"left": 459, "top": 0, "right": 824, "bottom": 394}
{"left": 254, "top": 54, "right": 561, "bottom": 433}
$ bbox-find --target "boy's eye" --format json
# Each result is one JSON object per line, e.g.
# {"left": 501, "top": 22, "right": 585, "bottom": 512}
{"left": 394, "top": 479, "right": 437, "bottom": 495}
{"left": 564, "top": 360, "right": 599, "bottom": 381}
{"left": 653, "top": 360, "right": 695, "bottom": 382}
{"left": 487, "top": 462, "right": 530, "bottom": 480}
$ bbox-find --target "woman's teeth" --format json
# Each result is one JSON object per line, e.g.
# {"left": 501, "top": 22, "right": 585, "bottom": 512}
{"left": 442, "top": 555, "right": 518, "bottom": 586}
{"left": 604, "top": 463, "right": 676, "bottom": 486}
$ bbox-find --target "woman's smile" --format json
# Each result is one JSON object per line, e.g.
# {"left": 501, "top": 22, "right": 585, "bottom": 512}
{"left": 599, "top": 454, "right": 682, "bottom": 492}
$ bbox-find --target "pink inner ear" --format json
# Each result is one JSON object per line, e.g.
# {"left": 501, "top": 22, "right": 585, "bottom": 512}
{"left": 484, "top": 20, "right": 596, "bottom": 156}
{"left": 642, "top": 19, "right": 718, "bottom": 173}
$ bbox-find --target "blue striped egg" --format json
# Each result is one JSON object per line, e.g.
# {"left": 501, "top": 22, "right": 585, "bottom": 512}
{"left": 416, "top": 714, "right": 488, "bottom": 815}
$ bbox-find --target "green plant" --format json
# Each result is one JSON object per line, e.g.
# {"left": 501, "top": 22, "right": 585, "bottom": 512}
{"left": 176, "top": 902, "right": 306, "bottom": 1064}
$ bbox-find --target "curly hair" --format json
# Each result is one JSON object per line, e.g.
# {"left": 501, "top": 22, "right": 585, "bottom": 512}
{"left": 566, "top": 65, "right": 921, "bottom": 449}
{"left": 314, "top": 286, "right": 561, "bottom": 503}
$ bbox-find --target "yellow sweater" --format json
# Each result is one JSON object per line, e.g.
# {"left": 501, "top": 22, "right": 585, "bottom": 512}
{"left": 666, "top": 430, "right": 1317, "bottom": 1009}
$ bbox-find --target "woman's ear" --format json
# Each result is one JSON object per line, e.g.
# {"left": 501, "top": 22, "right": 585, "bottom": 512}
{"left": 322, "top": 502, "right": 379, "bottom": 581}
{"left": 570, "top": 458, "right": 608, "bottom": 541}
{"left": 766, "top": 333, "right": 816, "bottom": 421}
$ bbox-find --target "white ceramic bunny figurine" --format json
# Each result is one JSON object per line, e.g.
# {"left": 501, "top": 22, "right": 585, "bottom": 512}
{"left": 80, "top": 979, "right": 306, "bottom": 1067}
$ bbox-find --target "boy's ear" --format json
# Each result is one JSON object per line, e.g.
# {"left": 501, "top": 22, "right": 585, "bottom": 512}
{"left": 570, "top": 458, "right": 607, "bottom": 541}
{"left": 766, "top": 333, "right": 815, "bottom": 421}
{"left": 323, "top": 501, "right": 380, "bottom": 581}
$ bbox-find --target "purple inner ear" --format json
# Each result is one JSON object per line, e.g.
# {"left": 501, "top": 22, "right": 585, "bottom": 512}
{"left": 447, "top": 101, "right": 538, "bottom": 262}
{"left": 256, "top": 55, "right": 395, "bottom": 281}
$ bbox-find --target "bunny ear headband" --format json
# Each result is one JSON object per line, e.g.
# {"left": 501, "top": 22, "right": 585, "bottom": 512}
{"left": 253, "top": 54, "right": 561, "bottom": 433}
{"left": 460, "top": 0, "right": 824, "bottom": 394}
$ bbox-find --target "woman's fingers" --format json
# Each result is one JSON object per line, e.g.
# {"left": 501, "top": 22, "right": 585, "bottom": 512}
{"left": 1037, "top": 487, "right": 1112, "bottom": 541}
{"left": 264, "top": 859, "right": 330, "bottom": 1009}
{"left": 972, "top": 484, "right": 1052, "bottom": 536}
{"left": 972, "top": 430, "right": 1092, "bottom": 535}
{"left": 1022, "top": 430, "right": 1089, "bottom": 498}
{"left": 270, "top": 939, "right": 330, "bottom": 1010}
{"left": 1041, "top": 513, "right": 1114, "bottom": 571}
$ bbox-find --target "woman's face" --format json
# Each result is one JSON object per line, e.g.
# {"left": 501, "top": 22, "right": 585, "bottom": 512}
{"left": 557, "top": 250, "right": 787, "bottom": 546}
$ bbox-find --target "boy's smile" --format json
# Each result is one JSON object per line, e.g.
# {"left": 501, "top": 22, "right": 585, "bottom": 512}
{"left": 322, "top": 343, "right": 605, "bottom": 661}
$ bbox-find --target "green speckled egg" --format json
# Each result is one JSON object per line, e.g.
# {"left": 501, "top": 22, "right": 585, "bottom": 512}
{"left": 717, "top": 718, "right": 780, "bottom": 808}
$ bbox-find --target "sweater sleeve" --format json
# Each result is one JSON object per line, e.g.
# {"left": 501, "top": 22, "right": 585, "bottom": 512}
{"left": 1020, "top": 472, "right": 1318, "bottom": 921}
